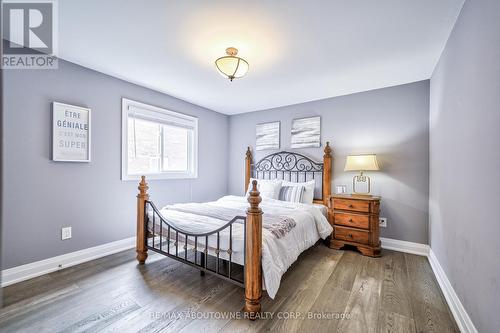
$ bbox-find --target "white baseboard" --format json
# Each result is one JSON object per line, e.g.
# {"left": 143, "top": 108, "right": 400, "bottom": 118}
{"left": 1, "top": 237, "right": 135, "bottom": 288}
{"left": 380, "top": 237, "right": 430, "bottom": 256}
{"left": 428, "top": 249, "right": 478, "bottom": 333}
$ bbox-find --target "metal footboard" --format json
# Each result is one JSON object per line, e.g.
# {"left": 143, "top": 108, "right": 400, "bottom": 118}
{"left": 144, "top": 200, "right": 246, "bottom": 287}
{"left": 137, "top": 174, "right": 263, "bottom": 318}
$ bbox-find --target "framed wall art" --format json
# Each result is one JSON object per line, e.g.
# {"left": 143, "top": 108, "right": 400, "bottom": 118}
{"left": 52, "top": 102, "right": 91, "bottom": 162}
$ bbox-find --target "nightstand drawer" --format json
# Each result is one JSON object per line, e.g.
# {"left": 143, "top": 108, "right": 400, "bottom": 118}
{"left": 334, "top": 226, "right": 369, "bottom": 245}
{"left": 334, "top": 213, "right": 369, "bottom": 229}
{"left": 333, "top": 199, "right": 370, "bottom": 213}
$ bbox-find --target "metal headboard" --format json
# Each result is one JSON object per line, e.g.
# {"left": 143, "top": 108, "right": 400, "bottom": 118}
{"left": 245, "top": 142, "right": 332, "bottom": 204}
{"left": 251, "top": 151, "right": 325, "bottom": 200}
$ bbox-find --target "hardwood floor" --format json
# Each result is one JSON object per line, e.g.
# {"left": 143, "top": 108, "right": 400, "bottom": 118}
{"left": 0, "top": 244, "right": 459, "bottom": 333}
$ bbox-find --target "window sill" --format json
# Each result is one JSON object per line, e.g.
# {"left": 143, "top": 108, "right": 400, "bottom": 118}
{"left": 121, "top": 173, "right": 198, "bottom": 181}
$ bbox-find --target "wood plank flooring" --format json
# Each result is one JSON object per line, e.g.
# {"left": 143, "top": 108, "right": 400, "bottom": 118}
{"left": 0, "top": 244, "right": 459, "bottom": 333}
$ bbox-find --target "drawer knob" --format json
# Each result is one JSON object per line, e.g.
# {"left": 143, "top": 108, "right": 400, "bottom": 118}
{"left": 349, "top": 204, "right": 354, "bottom": 208}
{"left": 348, "top": 234, "right": 353, "bottom": 238}
{"left": 348, "top": 219, "right": 353, "bottom": 222}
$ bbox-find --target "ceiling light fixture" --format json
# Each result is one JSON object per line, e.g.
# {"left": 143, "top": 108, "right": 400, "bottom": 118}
{"left": 215, "top": 47, "right": 249, "bottom": 81}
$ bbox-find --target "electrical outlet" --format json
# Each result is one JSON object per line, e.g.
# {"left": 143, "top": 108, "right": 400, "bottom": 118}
{"left": 61, "top": 227, "right": 72, "bottom": 240}
{"left": 379, "top": 217, "right": 387, "bottom": 228}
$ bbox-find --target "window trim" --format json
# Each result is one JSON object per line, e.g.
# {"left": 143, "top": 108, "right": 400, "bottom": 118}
{"left": 121, "top": 98, "right": 198, "bottom": 181}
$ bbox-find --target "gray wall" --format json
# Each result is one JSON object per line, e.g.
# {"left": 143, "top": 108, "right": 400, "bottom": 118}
{"left": 228, "top": 81, "right": 430, "bottom": 244}
{"left": 2, "top": 60, "right": 229, "bottom": 269}
{"left": 429, "top": 1, "right": 500, "bottom": 332}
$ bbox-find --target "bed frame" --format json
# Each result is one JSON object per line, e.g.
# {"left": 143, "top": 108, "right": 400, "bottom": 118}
{"left": 136, "top": 142, "right": 332, "bottom": 319}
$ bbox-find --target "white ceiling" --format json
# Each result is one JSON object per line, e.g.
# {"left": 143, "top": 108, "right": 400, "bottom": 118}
{"left": 58, "top": 0, "right": 464, "bottom": 115}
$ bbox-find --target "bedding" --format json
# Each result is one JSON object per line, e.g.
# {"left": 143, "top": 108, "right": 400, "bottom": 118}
{"left": 313, "top": 203, "right": 328, "bottom": 217}
{"left": 278, "top": 185, "right": 305, "bottom": 203}
{"left": 282, "top": 180, "right": 316, "bottom": 204}
{"left": 148, "top": 195, "right": 332, "bottom": 299}
{"left": 165, "top": 202, "right": 296, "bottom": 239}
{"left": 245, "top": 178, "right": 282, "bottom": 199}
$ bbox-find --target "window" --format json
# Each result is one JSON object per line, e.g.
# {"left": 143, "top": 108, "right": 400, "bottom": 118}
{"left": 121, "top": 98, "right": 198, "bottom": 180}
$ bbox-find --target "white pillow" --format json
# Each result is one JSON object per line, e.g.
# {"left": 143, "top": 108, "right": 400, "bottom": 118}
{"left": 246, "top": 178, "right": 282, "bottom": 200}
{"left": 282, "top": 180, "right": 316, "bottom": 204}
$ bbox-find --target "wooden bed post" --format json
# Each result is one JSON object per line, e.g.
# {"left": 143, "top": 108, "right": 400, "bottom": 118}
{"left": 244, "top": 180, "right": 262, "bottom": 319}
{"left": 137, "top": 175, "right": 149, "bottom": 264}
{"left": 245, "top": 146, "right": 252, "bottom": 193}
{"left": 323, "top": 141, "right": 332, "bottom": 205}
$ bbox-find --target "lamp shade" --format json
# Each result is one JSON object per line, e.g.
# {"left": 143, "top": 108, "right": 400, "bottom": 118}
{"left": 344, "top": 154, "right": 380, "bottom": 171}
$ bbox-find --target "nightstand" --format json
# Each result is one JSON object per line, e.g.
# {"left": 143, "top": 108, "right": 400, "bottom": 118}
{"left": 328, "top": 194, "right": 381, "bottom": 257}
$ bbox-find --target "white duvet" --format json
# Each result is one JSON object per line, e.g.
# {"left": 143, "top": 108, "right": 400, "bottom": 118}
{"left": 149, "top": 195, "right": 332, "bottom": 299}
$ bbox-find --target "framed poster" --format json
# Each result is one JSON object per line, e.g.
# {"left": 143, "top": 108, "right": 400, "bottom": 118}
{"left": 291, "top": 116, "right": 321, "bottom": 148}
{"left": 52, "top": 102, "right": 91, "bottom": 162}
{"left": 256, "top": 121, "right": 280, "bottom": 151}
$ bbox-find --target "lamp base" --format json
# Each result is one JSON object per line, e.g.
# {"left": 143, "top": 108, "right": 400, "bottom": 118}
{"left": 353, "top": 173, "right": 372, "bottom": 195}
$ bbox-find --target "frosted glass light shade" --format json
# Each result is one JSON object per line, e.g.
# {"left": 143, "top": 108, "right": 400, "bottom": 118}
{"left": 215, "top": 47, "right": 249, "bottom": 81}
{"left": 344, "top": 155, "right": 380, "bottom": 171}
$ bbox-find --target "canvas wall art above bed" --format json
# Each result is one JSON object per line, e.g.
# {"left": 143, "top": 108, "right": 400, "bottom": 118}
{"left": 291, "top": 116, "right": 321, "bottom": 148}
{"left": 256, "top": 121, "right": 280, "bottom": 151}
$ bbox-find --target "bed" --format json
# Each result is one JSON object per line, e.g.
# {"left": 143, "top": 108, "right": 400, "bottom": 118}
{"left": 136, "top": 142, "right": 333, "bottom": 319}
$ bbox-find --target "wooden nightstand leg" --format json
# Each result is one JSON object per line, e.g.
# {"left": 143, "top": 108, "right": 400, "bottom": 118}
{"left": 357, "top": 245, "right": 381, "bottom": 257}
{"left": 330, "top": 239, "right": 345, "bottom": 250}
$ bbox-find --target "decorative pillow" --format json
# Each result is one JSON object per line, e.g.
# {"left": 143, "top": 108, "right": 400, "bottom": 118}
{"left": 282, "top": 180, "right": 316, "bottom": 204}
{"left": 278, "top": 185, "right": 305, "bottom": 203}
{"left": 246, "top": 178, "right": 282, "bottom": 200}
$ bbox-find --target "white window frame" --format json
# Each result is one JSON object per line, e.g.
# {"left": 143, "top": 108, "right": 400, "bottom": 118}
{"left": 121, "top": 98, "right": 198, "bottom": 181}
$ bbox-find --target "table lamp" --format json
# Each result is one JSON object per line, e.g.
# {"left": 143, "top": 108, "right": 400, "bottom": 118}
{"left": 344, "top": 154, "right": 380, "bottom": 196}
